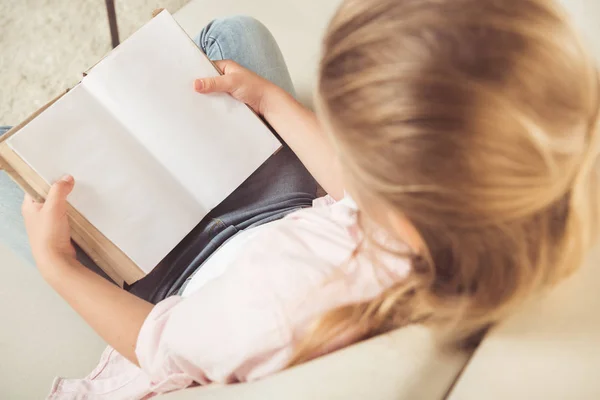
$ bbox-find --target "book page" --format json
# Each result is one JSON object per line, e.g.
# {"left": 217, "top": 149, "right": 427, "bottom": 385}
{"left": 7, "top": 85, "right": 206, "bottom": 272}
{"left": 7, "top": 11, "right": 280, "bottom": 275}
{"left": 82, "top": 11, "right": 281, "bottom": 211}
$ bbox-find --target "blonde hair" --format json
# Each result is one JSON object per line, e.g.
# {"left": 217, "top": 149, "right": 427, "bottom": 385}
{"left": 289, "top": 0, "right": 600, "bottom": 366}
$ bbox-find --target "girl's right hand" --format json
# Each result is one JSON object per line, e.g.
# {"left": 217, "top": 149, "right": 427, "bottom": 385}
{"left": 22, "top": 175, "right": 77, "bottom": 272}
{"left": 194, "top": 60, "right": 280, "bottom": 116}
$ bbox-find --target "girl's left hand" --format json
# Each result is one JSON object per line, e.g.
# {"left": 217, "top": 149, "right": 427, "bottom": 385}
{"left": 194, "top": 60, "right": 280, "bottom": 116}
{"left": 22, "top": 175, "right": 77, "bottom": 271}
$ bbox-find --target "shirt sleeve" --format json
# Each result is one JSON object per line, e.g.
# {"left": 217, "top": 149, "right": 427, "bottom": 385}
{"left": 134, "top": 256, "right": 293, "bottom": 392}
{"left": 134, "top": 203, "right": 369, "bottom": 394}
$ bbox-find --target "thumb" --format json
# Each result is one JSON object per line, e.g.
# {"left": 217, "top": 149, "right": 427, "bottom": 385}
{"left": 194, "top": 75, "right": 236, "bottom": 94}
{"left": 45, "top": 175, "right": 75, "bottom": 214}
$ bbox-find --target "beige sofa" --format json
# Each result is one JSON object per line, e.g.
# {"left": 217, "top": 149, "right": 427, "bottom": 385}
{"left": 1, "top": 0, "right": 599, "bottom": 399}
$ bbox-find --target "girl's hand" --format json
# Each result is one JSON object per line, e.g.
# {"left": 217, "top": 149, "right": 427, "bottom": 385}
{"left": 22, "top": 175, "right": 77, "bottom": 271}
{"left": 194, "top": 60, "right": 280, "bottom": 115}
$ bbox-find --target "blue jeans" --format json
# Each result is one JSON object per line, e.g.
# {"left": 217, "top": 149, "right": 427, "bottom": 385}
{"left": 0, "top": 17, "right": 316, "bottom": 303}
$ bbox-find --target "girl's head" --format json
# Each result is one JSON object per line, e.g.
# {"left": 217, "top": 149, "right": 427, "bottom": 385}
{"left": 295, "top": 0, "right": 600, "bottom": 363}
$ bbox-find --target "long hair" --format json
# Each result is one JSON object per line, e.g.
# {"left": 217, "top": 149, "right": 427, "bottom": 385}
{"left": 289, "top": 0, "right": 600, "bottom": 366}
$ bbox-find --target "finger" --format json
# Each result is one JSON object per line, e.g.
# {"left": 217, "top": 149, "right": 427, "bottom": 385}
{"left": 151, "top": 8, "right": 164, "bottom": 18}
{"left": 21, "top": 193, "right": 42, "bottom": 216}
{"left": 45, "top": 175, "right": 75, "bottom": 214}
{"left": 194, "top": 74, "right": 236, "bottom": 94}
{"left": 24, "top": 192, "right": 36, "bottom": 203}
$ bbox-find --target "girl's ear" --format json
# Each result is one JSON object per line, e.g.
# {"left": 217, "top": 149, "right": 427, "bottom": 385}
{"left": 351, "top": 189, "right": 425, "bottom": 255}
{"left": 386, "top": 208, "right": 425, "bottom": 255}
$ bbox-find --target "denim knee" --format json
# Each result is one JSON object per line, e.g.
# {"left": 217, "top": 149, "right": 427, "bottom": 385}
{"left": 195, "top": 16, "right": 276, "bottom": 57}
{"left": 193, "top": 15, "right": 295, "bottom": 96}
{"left": 213, "top": 15, "right": 270, "bottom": 37}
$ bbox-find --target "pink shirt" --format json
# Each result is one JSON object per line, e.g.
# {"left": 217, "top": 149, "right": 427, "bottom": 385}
{"left": 47, "top": 196, "right": 411, "bottom": 399}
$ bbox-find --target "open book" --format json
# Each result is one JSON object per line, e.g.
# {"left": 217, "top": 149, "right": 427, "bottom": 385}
{"left": 0, "top": 11, "right": 281, "bottom": 285}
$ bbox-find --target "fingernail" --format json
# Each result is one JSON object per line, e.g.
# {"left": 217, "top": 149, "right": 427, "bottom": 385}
{"left": 194, "top": 79, "right": 203, "bottom": 91}
{"left": 61, "top": 175, "right": 74, "bottom": 183}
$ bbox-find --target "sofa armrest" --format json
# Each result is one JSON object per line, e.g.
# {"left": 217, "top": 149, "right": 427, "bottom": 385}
{"left": 448, "top": 243, "right": 600, "bottom": 400}
{"left": 158, "top": 325, "right": 471, "bottom": 400}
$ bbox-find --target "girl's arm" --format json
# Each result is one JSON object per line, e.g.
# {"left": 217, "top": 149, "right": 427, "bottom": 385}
{"left": 42, "top": 258, "right": 150, "bottom": 367}
{"left": 22, "top": 176, "right": 151, "bottom": 367}
{"left": 195, "top": 60, "right": 344, "bottom": 200}
{"left": 262, "top": 87, "right": 344, "bottom": 200}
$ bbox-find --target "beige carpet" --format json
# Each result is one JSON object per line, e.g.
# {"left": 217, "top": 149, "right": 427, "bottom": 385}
{"left": 0, "top": 0, "right": 189, "bottom": 124}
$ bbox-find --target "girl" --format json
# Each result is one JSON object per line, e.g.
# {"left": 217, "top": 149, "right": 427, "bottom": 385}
{"left": 2, "top": 0, "right": 598, "bottom": 397}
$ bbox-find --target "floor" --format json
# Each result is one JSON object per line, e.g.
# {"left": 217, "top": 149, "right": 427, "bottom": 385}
{"left": 0, "top": 0, "right": 189, "bottom": 124}
{"left": 0, "top": 0, "right": 599, "bottom": 398}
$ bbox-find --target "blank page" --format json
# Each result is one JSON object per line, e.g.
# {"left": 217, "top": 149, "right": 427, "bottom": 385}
{"left": 7, "top": 11, "right": 280, "bottom": 273}
{"left": 82, "top": 11, "right": 281, "bottom": 211}
{"left": 8, "top": 85, "right": 205, "bottom": 272}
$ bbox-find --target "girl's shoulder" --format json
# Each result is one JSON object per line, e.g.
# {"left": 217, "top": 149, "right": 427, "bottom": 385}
{"left": 131, "top": 194, "right": 413, "bottom": 388}
{"left": 247, "top": 193, "right": 411, "bottom": 291}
